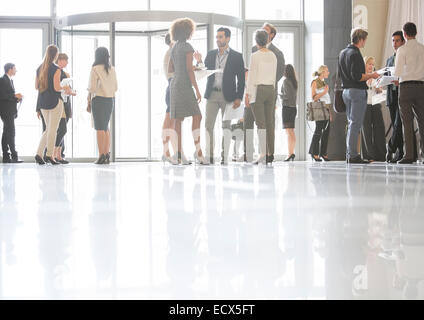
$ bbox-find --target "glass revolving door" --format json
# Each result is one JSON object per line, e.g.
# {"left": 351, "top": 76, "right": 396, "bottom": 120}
{"left": 56, "top": 11, "right": 243, "bottom": 161}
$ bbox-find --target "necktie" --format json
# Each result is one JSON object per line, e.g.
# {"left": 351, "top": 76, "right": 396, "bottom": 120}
{"left": 10, "top": 78, "right": 15, "bottom": 91}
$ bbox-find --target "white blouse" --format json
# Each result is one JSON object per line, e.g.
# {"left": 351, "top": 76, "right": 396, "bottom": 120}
{"left": 246, "top": 49, "right": 277, "bottom": 104}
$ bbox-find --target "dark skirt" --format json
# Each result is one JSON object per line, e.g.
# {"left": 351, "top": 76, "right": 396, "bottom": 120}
{"left": 92, "top": 96, "right": 114, "bottom": 131}
{"left": 282, "top": 106, "right": 297, "bottom": 129}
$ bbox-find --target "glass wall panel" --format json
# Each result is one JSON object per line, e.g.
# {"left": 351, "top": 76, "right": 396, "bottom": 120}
{"left": 61, "top": 29, "right": 109, "bottom": 158}
{"left": 56, "top": 0, "right": 148, "bottom": 16}
{"left": 245, "top": 0, "right": 302, "bottom": 20}
{"left": 0, "top": 28, "right": 44, "bottom": 157}
{"left": 114, "top": 35, "right": 149, "bottom": 158}
{"left": 0, "top": 0, "right": 50, "bottom": 16}
{"left": 150, "top": 0, "right": 241, "bottom": 17}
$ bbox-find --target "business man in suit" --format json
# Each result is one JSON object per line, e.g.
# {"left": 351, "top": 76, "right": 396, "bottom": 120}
{"left": 198, "top": 27, "right": 245, "bottom": 165}
{"left": 243, "top": 22, "right": 285, "bottom": 162}
{"left": 0, "top": 63, "right": 23, "bottom": 163}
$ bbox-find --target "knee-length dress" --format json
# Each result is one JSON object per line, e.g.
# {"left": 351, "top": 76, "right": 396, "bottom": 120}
{"left": 170, "top": 41, "right": 201, "bottom": 119}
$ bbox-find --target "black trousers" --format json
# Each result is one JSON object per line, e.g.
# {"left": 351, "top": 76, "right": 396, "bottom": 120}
{"left": 361, "top": 104, "right": 386, "bottom": 161}
{"left": 1, "top": 115, "right": 16, "bottom": 157}
{"left": 387, "top": 103, "right": 404, "bottom": 156}
{"left": 309, "top": 120, "right": 330, "bottom": 156}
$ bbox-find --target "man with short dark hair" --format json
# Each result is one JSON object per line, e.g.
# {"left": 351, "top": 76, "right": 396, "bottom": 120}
{"left": 339, "top": 28, "right": 380, "bottom": 164}
{"left": 198, "top": 27, "right": 245, "bottom": 164}
{"left": 394, "top": 22, "right": 424, "bottom": 164}
{"left": 385, "top": 30, "right": 408, "bottom": 163}
{"left": 0, "top": 63, "right": 23, "bottom": 163}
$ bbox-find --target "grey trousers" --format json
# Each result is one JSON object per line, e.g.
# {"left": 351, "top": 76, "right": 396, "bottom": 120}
{"left": 342, "top": 88, "right": 368, "bottom": 159}
{"left": 399, "top": 82, "right": 424, "bottom": 159}
{"left": 205, "top": 90, "right": 232, "bottom": 161}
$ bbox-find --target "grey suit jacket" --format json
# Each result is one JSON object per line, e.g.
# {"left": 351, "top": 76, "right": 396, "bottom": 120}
{"left": 252, "top": 43, "right": 285, "bottom": 86}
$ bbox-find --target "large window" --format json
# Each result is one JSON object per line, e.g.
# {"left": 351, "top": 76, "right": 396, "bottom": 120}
{"left": 0, "top": 28, "right": 45, "bottom": 157}
{"left": 56, "top": 0, "right": 148, "bottom": 16}
{"left": 0, "top": 0, "right": 50, "bottom": 16}
{"left": 245, "top": 0, "right": 302, "bottom": 20}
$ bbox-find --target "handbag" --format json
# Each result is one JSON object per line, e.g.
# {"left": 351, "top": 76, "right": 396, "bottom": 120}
{"left": 306, "top": 100, "right": 330, "bottom": 121}
{"left": 334, "top": 56, "right": 346, "bottom": 113}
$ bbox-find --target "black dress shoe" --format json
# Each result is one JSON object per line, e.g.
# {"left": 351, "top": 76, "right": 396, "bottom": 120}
{"left": 347, "top": 156, "right": 370, "bottom": 164}
{"left": 45, "top": 156, "right": 60, "bottom": 165}
{"left": 11, "top": 158, "right": 24, "bottom": 163}
{"left": 3, "top": 155, "right": 12, "bottom": 163}
{"left": 35, "top": 155, "right": 46, "bottom": 165}
{"left": 397, "top": 158, "right": 415, "bottom": 164}
{"left": 266, "top": 155, "right": 274, "bottom": 165}
{"left": 56, "top": 158, "right": 69, "bottom": 164}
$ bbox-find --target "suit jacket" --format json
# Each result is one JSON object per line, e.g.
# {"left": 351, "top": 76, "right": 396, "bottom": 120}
{"left": 204, "top": 48, "right": 245, "bottom": 102}
{"left": 0, "top": 74, "right": 18, "bottom": 118}
{"left": 252, "top": 43, "right": 285, "bottom": 85}
{"left": 386, "top": 54, "right": 399, "bottom": 107}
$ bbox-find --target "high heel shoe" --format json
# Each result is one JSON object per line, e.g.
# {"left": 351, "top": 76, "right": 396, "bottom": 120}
{"left": 45, "top": 156, "right": 60, "bottom": 165}
{"left": 311, "top": 155, "right": 322, "bottom": 162}
{"left": 162, "top": 154, "right": 178, "bottom": 165}
{"left": 284, "top": 154, "right": 296, "bottom": 162}
{"left": 253, "top": 155, "right": 266, "bottom": 165}
{"left": 193, "top": 151, "right": 209, "bottom": 165}
{"left": 105, "top": 152, "right": 111, "bottom": 164}
{"left": 35, "top": 154, "right": 46, "bottom": 165}
{"left": 321, "top": 156, "right": 331, "bottom": 162}
{"left": 94, "top": 154, "right": 107, "bottom": 165}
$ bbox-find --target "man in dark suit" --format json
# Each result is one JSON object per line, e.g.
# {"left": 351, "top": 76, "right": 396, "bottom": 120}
{"left": 243, "top": 22, "right": 285, "bottom": 162}
{"left": 0, "top": 63, "right": 23, "bottom": 163}
{"left": 199, "top": 27, "right": 245, "bottom": 165}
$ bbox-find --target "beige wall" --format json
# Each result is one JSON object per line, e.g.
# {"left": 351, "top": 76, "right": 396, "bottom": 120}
{"left": 352, "top": 0, "right": 389, "bottom": 68}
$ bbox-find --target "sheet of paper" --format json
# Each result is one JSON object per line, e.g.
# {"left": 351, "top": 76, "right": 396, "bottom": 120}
{"left": 223, "top": 103, "right": 245, "bottom": 121}
{"left": 375, "top": 76, "right": 398, "bottom": 88}
{"left": 194, "top": 69, "right": 223, "bottom": 81}
{"left": 376, "top": 67, "right": 389, "bottom": 75}
{"left": 372, "top": 91, "right": 387, "bottom": 105}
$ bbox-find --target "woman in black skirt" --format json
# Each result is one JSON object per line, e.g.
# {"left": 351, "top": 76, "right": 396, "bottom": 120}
{"left": 280, "top": 64, "right": 298, "bottom": 161}
{"left": 87, "top": 47, "right": 118, "bottom": 165}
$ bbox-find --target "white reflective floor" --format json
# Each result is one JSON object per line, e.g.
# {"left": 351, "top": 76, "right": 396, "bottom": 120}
{"left": 1, "top": 161, "right": 424, "bottom": 300}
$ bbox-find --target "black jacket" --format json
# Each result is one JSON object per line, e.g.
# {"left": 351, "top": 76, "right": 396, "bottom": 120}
{"left": 204, "top": 48, "right": 245, "bottom": 102}
{"left": 0, "top": 74, "right": 18, "bottom": 118}
{"left": 338, "top": 44, "right": 367, "bottom": 90}
{"left": 385, "top": 54, "right": 399, "bottom": 107}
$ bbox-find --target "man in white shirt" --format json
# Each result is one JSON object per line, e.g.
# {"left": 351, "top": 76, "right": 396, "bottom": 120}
{"left": 394, "top": 22, "right": 424, "bottom": 164}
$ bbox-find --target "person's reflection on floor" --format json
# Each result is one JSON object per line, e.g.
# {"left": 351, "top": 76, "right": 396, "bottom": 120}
{"left": 37, "top": 168, "right": 72, "bottom": 299}
{"left": 89, "top": 168, "right": 117, "bottom": 292}
{"left": 164, "top": 167, "right": 197, "bottom": 298}
{"left": 206, "top": 167, "right": 243, "bottom": 298}
{"left": 241, "top": 167, "right": 284, "bottom": 299}
{"left": 392, "top": 167, "right": 424, "bottom": 299}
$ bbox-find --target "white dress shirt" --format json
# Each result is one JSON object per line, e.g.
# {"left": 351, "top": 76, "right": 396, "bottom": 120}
{"left": 246, "top": 49, "right": 277, "bottom": 104}
{"left": 394, "top": 39, "right": 424, "bottom": 83}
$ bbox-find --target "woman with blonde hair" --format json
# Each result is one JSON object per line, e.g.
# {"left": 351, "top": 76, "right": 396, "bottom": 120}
{"left": 168, "top": 17, "right": 207, "bottom": 165}
{"left": 361, "top": 56, "right": 386, "bottom": 161}
{"left": 309, "top": 65, "right": 332, "bottom": 162}
{"left": 35, "top": 45, "right": 72, "bottom": 165}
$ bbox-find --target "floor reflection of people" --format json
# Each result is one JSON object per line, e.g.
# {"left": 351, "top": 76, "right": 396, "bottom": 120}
{"left": 163, "top": 167, "right": 197, "bottom": 298}
{"left": 89, "top": 168, "right": 117, "bottom": 292}
{"left": 0, "top": 167, "right": 19, "bottom": 297}
{"left": 241, "top": 167, "right": 284, "bottom": 298}
{"left": 37, "top": 168, "right": 72, "bottom": 299}
{"left": 206, "top": 167, "right": 242, "bottom": 298}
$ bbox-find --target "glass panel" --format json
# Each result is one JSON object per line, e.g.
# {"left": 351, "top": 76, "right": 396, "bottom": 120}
{"left": 56, "top": 0, "right": 148, "bottom": 16}
{"left": 0, "top": 28, "right": 44, "bottom": 157}
{"left": 150, "top": 0, "right": 241, "bottom": 17}
{"left": 0, "top": 0, "right": 50, "bottom": 16}
{"left": 245, "top": 0, "right": 302, "bottom": 20}
{"left": 114, "top": 35, "right": 149, "bottom": 158}
{"left": 249, "top": 29, "right": 296, "bottom": 158}
{"left": 115, "top": 22, "right": 171, "bottom": 33}
{"left": 61, "top": 30, "right": 109, "bottom": 158}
